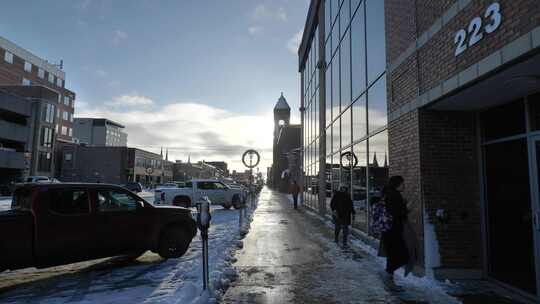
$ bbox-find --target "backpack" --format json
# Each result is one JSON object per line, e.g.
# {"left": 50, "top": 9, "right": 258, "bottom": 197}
{"left": 371, "top": 198, "right": 393, "bottom": 237}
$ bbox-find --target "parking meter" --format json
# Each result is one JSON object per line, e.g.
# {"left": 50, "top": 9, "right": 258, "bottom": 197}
{"left": 196, "top": 197, "right": 211, "bottom": 290}
{"left": 197, "top": 197, "right": 211, "bottom": 230}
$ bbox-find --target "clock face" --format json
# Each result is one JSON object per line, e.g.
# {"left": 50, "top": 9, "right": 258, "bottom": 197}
{"left": 146, "top": 167, "right": 154, "bottom": 174}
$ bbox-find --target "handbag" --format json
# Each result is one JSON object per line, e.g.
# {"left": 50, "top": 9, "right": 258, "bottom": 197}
{"left": 371, "top": 198, "right": 393, "bottom": 237}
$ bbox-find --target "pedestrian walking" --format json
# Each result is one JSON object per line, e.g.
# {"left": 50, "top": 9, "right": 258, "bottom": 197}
{"left": 379, "top": 176, "right": 413, "bottom": 282}
{"left": 330, "top": 184, "right": 355, "bottom": 248}
{"left": 289, "top": 180, "right": 300, "bottom": 209}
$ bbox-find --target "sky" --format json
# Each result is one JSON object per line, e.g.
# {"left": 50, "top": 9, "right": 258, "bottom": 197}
{"left": 0, "top": 0, "right": 310, "bottom": 173}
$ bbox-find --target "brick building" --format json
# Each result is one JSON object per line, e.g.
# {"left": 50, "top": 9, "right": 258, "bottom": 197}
{"left": 270, "top": 93, "right": 302, "bottom": 193}
{"left": 0, "top": 36, "right": 76, "bottom": 144}
{"left": 299, "top": 0, "right": 540, "bottom": 299}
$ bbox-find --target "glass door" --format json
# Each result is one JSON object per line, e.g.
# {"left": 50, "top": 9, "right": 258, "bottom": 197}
{"left": 529, "top": 136, "right": 540, "bottom": 297}
{"left": 484, "top": 138, "right": 537, "bottom": 295}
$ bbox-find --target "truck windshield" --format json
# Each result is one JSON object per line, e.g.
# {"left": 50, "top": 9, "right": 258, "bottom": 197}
{"left": 12, "top": 188, "right": 31, "bottom": 211}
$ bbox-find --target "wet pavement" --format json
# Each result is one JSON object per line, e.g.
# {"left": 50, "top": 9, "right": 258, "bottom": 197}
{"left": 223, "top": 189, "right": 462, "bottom": 304}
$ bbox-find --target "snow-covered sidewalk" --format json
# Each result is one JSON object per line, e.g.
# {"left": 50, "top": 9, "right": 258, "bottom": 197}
{"left": 0, "top": 198, "right": 258, "bottom": 304}
{"left": 224, "top": 189, "right": 464, "bottom": 303}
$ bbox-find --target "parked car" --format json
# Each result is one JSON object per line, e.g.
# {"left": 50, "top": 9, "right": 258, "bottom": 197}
{"left": 122, "top": 182, "right": 143, "bottom": 193}
{"left": 0, "top": 183, "right": 197, "bottom": 272}
{"left": 155, "top": 179, "right": 245, "bottom": 209}
{"left": 25, "top": 176, "right": 52, "bottom": 183}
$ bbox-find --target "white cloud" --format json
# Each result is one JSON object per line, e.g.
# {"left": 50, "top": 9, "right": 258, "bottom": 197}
{"left": 105, "top": 94, "right": 154, "bottom": 107}
{"left": 253, "top": 5, "right": 288, "bottom": 21}
{"left": 249, "top": 4, "right": 288, "bottom": 36}
{"left": 248, "top": 26, "right": 262, "bottom": 35}
{"left": 112, "top": 30, "right": 128, "bottom": 44}
{"left": 287, "top": 29, "right": 303, "bottom": 55}
{"left": 95, "top": 69, "right": 107, "bottom": 77}
{"left": 76, "top": 98, "right": 274, "bottom": 172}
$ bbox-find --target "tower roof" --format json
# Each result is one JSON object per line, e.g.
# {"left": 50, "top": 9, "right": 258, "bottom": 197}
{"left": 274, "top": 92, "right": 290, "bottom": 111}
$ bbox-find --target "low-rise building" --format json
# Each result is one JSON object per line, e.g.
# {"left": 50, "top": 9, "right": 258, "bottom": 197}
{"left": 73, "top": 118, "right": 127, "bottom": 146}
{"left": 60, "top": 145, "right": 166, "bottom": 186}
{"left": 173, "top": 161, "right": 224, "bottom": 181}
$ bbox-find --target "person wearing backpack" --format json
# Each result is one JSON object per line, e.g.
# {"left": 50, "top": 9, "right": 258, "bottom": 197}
{"left": 380, "top": 176, "right": 409, "bottom": 281}
{"left": 330, "top": 184, "right": 355, "bottom": 248}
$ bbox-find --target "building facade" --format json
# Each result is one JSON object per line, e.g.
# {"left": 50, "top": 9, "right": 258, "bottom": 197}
{"left": 172, "top": 161, "right": 225, "bottom": 182}
{"left": 73, "top": 118, "right": 128, "bottom": 146}
{"left": 0, "top": 35, "right": 75, "bottom": 143}
{"left": 271, "top": 94, "right": 302, "bottom": 192}
{"left": 0, "top": 86, "right": 60, "bottom": 185}
{"left": 300, "top": 0, "right": 540, "bottom": 300}
{"left": 60, "top": 146, "right": 167, "bottom": 186}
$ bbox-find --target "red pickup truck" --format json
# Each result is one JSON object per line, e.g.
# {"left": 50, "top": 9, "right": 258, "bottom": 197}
{"left": 0, "top": 183, "right": 197, "bottom": 271}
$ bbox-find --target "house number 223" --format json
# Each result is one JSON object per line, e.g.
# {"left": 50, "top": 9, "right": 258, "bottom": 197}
{"left": 454, "top": 2, "right": 502, "bottom": 57}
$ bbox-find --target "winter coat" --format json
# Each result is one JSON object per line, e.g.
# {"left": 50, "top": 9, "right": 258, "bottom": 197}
{"left": 330, "top": 191, "right": 355, "bottom": 225}
{"left": 289, "top": 183, "right": 300, "bottom": 195}
{"left": 381, "top": 188, "right": 409, "bottom": 273}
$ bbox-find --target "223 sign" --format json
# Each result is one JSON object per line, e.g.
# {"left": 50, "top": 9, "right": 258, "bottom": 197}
{"left": 454, "top": 2, "right": 502, "bottom": 57}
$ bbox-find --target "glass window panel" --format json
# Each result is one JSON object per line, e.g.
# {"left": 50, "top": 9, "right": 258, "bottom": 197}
{"left": 353, "top": 94, "right": 367, "bottom": 141}
{"left": 326, "top": 62, "right": 332, "bottom": 127}
{"left": 351, "top": 0, "right": 361, "bottom": 15}
{"left": 341, "top": 29, "right": 352, "bottom": 107}
{"left": 324, "top": 0, "right": 331, "bottom": 38}
{"left": 530, "top": 93, "right": 540, "bottom": 131}
{"left": 368, "top": 130, "right": 389, "bottom": 197}
{"left": 367, "top": 76, "right": 387, "bottom": 133}
{"left": 481, "top": 99, "right": 525, "bottom": 141}
{"left": 326, "top": 126, "right": 332, "bottom": 156}
{"left": 326, "top": 36, "right": 332, "bottom": 64}
{"left": 342, "top": 106, "right": 352, "bottom": 149}
{"left": 332, "top": 152, "right": 341, "bottom": 193}
{"left": 332, "top": 0, "right": 339, "bottom": 26}
{"left": 351, "top": 1, "right": 366, "bottom": 100}
{"left": 332, "top": 118, "right": 341, "bottom": 154}
{"left": 332, "top": 53, "right": 340, "bottom": 119}
{"left": 352, "top": 140, "right": 367, "bottom": 232}
{"left": 325, "top": 155, "right": 333, "bottom": 208}
{"left": 340, "top": 0, "right": 350, "bottom": 40}
{"left": 332, "top": 23, "right": 340, "bottom": 57}
{"left": 366, "top": 0, "right": 386, "bottom": 84}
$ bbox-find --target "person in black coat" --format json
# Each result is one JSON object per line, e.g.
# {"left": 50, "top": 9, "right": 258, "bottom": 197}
{"left": 381, "top": 176, "right": 409, "bottom": 280}
{"left": 330, "top": 184, "right": 355, "bottom": 248}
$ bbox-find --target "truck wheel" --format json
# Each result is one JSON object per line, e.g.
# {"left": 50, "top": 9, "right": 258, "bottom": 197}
{"left": 232, "top": 195, "right": 241, "bottom": 209}
{"left": 173, "top": 196, "right": 191, "bottom": 208}
{"left": 158, "top": 227, "right": 191, "bottom": 259}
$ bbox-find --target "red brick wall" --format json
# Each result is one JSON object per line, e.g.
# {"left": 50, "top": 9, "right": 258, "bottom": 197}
{"left": 0, "top": 48, "right": 75, "bottom": 142}
{"left": 388, "top": 110, "right": 425, "bottom": 265}
{"left": 385, "top": 0, "right": 417, "bottom": 64}
{"left": 419, "top": 110, "right": 482, "bottom": 268}
{"left": 384, "top": 0, "right": 540, "bottom": 271}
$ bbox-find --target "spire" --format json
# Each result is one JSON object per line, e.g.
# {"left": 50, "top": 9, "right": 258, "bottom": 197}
{"left": 274, "top": 92, "right": 290, "bottom": 111}
{"left": 373, "top": 152, "right": 379, "bottom": 168}
{"left": 384, "top": 152, "right": 388, "bottom": 168}
{"left": 188, "top": 154, "right": 191, "bottom": 164}
{"left": 160, "top": 146, "right": 163, "bottom": 157}
{"left": 165, "top": 148, "right": 169, "bottom": 161}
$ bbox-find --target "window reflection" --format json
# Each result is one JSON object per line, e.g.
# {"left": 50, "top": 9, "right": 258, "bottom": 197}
{"left": 352, "top": 140, "right": 367, "bottom": 232}
{"left": 351, "top": 1, "right": 366, "bottom": 100}
{"left": 366, "top": 0, "right": 386, "bottom": 84}
{"left": 353, "top": 94, "right": 367, "bottom": 141}
{"left": 341, "top": 30, "right": 352, "bottom": 107}
{"left": 368, "top": 76, "right": 387, "bottom": 133}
